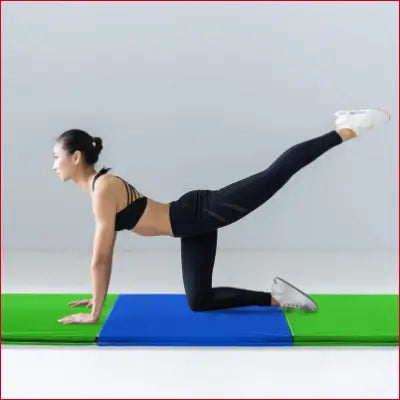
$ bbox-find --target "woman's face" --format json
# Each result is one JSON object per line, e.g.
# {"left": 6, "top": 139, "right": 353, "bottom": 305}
{"left": 53, "top": 142, "right": 75, "bottom": 181}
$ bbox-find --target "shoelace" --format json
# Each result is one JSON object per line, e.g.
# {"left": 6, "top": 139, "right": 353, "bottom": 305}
{"left": 348, "top": 110, "right": 368, "bottom": 115}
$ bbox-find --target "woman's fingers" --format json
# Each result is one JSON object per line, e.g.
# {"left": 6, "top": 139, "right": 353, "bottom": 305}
{"left": 68, "top": 299, "right": 91, "bottom": 307}
{"left": 70, "top": 301, "right": 82, "bottom": 306}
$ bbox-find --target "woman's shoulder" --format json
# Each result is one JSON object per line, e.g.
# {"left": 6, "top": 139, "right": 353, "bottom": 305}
{"left": 94, "top": 169, "right": 144, "bottom": 197}
{"left": 95, "top": 172, "right": 136, "bottom": 195}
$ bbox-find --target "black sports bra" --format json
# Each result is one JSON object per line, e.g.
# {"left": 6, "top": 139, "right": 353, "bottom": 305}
{"left": 92, "top": 167, "right": 148, "bottom": 231}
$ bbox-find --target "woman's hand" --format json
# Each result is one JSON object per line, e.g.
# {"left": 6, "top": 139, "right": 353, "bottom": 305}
{"left": 57, "top": 299, "right": 98, "bottom": 324}
{"left": 57, "top": 313, "right": 99, "bottom": 324}
{"left": 68, "top": 299, "right": 93, "bottom": 308}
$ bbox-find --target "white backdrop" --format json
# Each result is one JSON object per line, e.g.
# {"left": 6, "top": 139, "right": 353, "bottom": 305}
{"left": 2, "top": 1, "right": 398, "bottom": 251}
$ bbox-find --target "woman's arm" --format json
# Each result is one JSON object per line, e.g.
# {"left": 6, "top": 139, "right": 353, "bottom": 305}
{"left": 90, "top": 179, "right": 118, "bottom": 319}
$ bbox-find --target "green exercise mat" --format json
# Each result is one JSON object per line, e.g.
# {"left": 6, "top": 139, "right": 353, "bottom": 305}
{"left": 284, "top": 294, "right": 398, "bottom": 346}
{"left": 1, "top": 293, "right": 119, "bottom": 345}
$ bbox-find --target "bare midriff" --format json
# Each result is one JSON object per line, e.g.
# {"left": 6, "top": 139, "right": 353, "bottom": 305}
{"left": 129, "top": 198, "right": 175, "bottom": 237}
{"left": 107, "top": 175, "right": 173, "bottom": 237}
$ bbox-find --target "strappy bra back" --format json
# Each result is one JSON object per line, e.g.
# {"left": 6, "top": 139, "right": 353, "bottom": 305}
{"left": 92, "top": 167, "right": 148, "bottom": 231}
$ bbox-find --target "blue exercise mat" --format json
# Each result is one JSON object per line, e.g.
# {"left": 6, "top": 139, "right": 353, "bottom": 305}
{"left": 98, "top": 294, "right": 293, "bottom": 346}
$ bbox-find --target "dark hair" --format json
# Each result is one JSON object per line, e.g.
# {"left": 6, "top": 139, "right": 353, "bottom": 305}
{"left": 56, "top": 129, "right": 111, "bottom": 172}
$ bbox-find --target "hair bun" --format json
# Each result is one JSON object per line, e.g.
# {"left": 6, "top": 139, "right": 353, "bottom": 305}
{"left": 93, "top": 137, "right": 103, "bottom": 154}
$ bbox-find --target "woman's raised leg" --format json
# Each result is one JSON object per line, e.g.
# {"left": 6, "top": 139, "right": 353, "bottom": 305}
{"left": 202, "top": 130, "right": 344, "bottom": 230}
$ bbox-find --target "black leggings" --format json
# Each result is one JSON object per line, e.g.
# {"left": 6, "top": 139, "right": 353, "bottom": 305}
{"left": 169, "top": 130, "right": 343, "bottom": 311}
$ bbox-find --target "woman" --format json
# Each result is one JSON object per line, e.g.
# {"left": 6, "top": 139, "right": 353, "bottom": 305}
{"left": 56, "top": 108, "right": 390, "bottom": 324}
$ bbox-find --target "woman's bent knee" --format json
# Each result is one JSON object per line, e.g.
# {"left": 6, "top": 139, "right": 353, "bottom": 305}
{"left": 187, "top": 295, "right": 212, "bottom": 311}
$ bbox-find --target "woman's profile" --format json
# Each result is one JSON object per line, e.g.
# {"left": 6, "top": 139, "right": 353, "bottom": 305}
{"left": 55, "top": 108, "right": 391, "bottom": 324}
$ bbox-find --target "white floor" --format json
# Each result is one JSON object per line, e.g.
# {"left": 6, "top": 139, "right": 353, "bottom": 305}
{"left": 2, "top": 250, "right": 399, "bottom": 398}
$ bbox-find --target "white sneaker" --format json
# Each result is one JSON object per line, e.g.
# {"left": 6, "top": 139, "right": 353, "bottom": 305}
{"left": 334, "top": 108, "right": 390, "bottom": 137}
{"left": 271, "top": 276, "right": 318, "bottom": 312}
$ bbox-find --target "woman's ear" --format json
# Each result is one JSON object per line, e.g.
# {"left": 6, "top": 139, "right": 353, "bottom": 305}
{"left": 72, "top": 150, "right": 83, "bottom": 166}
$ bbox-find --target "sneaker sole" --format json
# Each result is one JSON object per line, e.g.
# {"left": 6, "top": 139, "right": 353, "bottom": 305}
{"left": 274, "top": 276, "right": 318, "bottom": 311}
